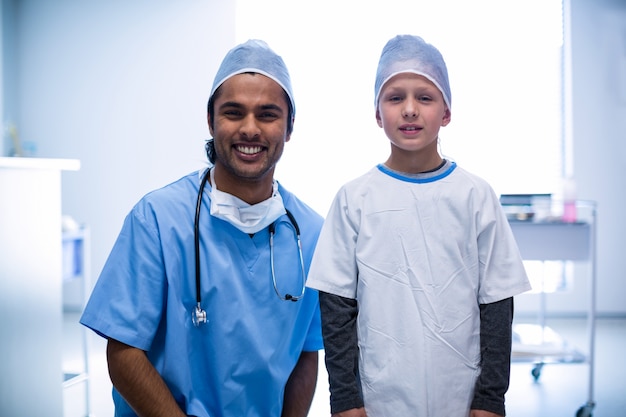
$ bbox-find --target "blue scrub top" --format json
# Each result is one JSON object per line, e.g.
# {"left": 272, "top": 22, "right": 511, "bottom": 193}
{"left": 80, "top": 170, "right": 324, "bottom": 417}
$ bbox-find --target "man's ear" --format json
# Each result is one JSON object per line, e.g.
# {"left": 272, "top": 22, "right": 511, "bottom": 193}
{"left": 285, "top": 116, "right": 294, "bottom": 142}
{"left": 207, "top": 113, "right": 214, "bottom": 136}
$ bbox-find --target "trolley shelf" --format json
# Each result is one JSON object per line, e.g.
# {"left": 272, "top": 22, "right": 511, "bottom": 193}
{"left": 506, "top": 200, "right": 597, "bottom": 417}
{"left": 512, "top": 323, "right": 586, "bottom": 364}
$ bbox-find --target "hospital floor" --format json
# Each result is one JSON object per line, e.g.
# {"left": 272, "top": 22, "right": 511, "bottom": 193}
{"left": 63, "top": 314, "right": 626, "bottom": 417}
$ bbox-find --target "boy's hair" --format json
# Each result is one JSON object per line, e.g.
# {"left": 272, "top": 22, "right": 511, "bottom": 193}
{"left": 374, "top": 35, "right": 451, "bottom": 111}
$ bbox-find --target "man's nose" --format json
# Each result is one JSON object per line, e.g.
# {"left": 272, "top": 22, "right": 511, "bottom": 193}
{"left": 239, "top": 114, "right": 261, "bottom": 139}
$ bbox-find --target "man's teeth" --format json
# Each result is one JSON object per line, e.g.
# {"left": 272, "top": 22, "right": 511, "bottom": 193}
{"left": 238, "top": 145, "right": 262, "bottom": 154}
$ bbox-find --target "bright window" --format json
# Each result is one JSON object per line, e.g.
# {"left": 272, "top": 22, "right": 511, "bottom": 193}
{"left": 236, "top": 0, "right": 564, "bottom": 216}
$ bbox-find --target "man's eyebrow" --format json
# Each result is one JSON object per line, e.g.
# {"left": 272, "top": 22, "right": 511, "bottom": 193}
{"left": 218, "top": 101, "right": 285, "bottom": 114}
{"left": 259, "top": 103, "right": 284, "bottom": 113}
{"left": 218, "top": 101, "right": 243, "bottom": 109}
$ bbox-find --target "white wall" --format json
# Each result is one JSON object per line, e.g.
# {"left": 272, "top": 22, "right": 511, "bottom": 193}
{"left": 235, "top": 0, "right": 564, "bottom": 214}
{"left": 234, "top": 0, "right": 625, "bottom": 318}
{"left": 4, "top": 0, "right": 626, "bottom": 316}
{"left": 568, "top": 0, "right": 626, "bottom": 316}
{"left": 1, "top": 0, "right": 18, "bottom": 156}
{"left": 10, "top": 0, "right": 236, "bottom": 287}
{"left": 0, "top": 3, "right": 3, "bottom": 149}
{"left": 512, "top": 0, "right": 626, "bottom": 318}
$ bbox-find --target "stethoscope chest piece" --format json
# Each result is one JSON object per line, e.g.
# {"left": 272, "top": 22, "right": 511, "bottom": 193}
{"left": 192, "top": 304, "right": 207, "bottom": 327}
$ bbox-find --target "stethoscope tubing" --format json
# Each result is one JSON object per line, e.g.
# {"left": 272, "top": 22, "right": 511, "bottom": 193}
{"left": 192, "top": 168, "right": 304, "bottom": 326}
{"left": 194, "top": 168, "right": 211, "bottom": 306}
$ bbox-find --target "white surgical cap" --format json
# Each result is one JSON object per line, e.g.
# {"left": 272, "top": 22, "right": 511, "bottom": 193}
{"left": 209, "top": 39, "right": 295, "bottom": 116}
{"left": 374, "top": 35, "right": 451, "bottom": 111}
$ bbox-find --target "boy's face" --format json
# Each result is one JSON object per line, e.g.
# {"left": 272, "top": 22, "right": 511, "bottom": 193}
{"left": 376, "top": 73, "right": 451, "bottom": 162}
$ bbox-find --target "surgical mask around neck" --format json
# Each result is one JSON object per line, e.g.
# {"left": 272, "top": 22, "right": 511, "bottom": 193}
{"left": 208, "top": 169, "right": 286, "bottom": 234}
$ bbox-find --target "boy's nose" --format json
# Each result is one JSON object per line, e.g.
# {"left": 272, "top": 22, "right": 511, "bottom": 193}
{"left": 402, "top": 99, "right": 419, "bottom": 118}
{"left": 402, "top": 106, "right": 417, "bottom": 118}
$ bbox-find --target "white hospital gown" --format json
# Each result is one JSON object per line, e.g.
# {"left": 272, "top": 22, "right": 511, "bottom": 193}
{"left": 307, "top": 162, "right": 531, "bottom": 416}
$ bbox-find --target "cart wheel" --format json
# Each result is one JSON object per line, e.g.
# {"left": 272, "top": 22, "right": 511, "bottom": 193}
{"left": 575, "top": 402, "right": 595, "bottom": 417}
{"left": 531, "top": 363, "right": 543, "bottom": 381}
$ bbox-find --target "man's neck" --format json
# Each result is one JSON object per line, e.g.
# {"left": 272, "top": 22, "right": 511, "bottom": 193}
{"left": 211, "top": 166, "right": 275, "bottom": 205}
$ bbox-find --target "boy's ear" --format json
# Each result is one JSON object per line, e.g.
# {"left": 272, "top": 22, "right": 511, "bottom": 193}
{"left": 441, "top": 108, "right": 451, "bottom": 127}
{"left": 376, "top": 109, "right": 383, "bottom": 127}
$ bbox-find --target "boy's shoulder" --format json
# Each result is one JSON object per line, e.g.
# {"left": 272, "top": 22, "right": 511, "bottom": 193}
{"left": 336, "top": 161, "right": 495, "bottom": 196}
{"left": 449, "top": 164, "right": 494, "bottom": 188}
{"left": 340, "top": 166, "right": 382, "bottom": 190}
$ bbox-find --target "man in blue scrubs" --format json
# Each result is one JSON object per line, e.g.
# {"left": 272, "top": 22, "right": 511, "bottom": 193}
{"left": 80, "top": 39, "right": 324, "bottom": 417}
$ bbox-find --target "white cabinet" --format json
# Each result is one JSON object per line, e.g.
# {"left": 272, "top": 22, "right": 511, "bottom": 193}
{"left": 62, "top": 226, "right": 92, "bottom": 417}
{"left": 0, "top": 157, "right": 80, "bottom": 417}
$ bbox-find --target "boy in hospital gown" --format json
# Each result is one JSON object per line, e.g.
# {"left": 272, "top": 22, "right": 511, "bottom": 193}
{"left": 306, "top": 35, "right": 532, "bottom": 417}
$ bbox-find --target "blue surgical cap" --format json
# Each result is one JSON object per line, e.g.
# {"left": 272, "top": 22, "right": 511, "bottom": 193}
{"left": 209, "top": 39, "right": 295, "bottom": 116}
{"left": 374, "top": 35, "right": 451, "bottom": 111}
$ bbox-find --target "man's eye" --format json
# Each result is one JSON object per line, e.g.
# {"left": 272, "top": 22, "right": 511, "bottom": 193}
{"left": 223, "top": 110, "right": 242, "bottom": 117}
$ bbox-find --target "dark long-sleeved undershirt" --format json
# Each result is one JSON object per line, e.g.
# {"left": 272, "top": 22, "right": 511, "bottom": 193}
{"left": 319, "top": 291, "right": 514, "bottom": 415}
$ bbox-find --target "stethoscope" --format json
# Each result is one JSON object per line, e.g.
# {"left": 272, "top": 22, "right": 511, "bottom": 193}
{"left": 192, "top": 168, "right": 306, "bottom": 326}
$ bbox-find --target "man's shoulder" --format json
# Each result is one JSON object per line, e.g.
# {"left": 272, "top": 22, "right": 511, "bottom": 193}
{"left": 141, "top": 170, "right": 199, "bottom": 201}
{"left": 130, "top": 170, "right": 200, "bottom": 221}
